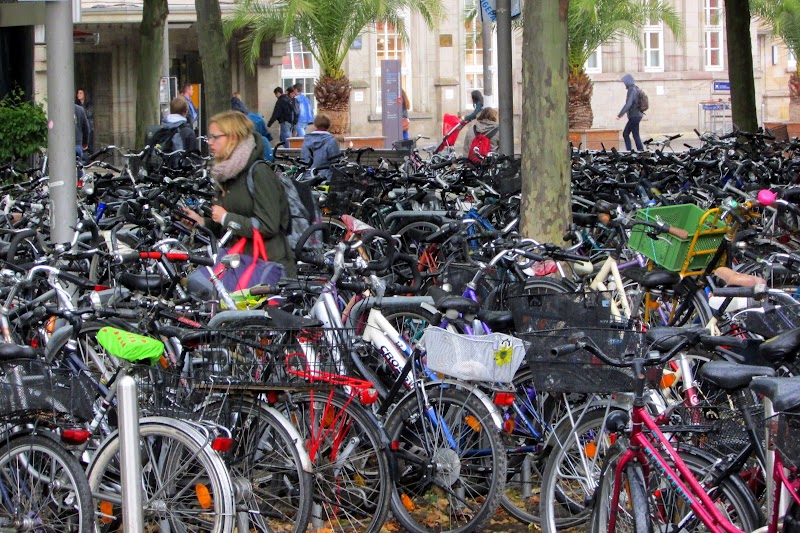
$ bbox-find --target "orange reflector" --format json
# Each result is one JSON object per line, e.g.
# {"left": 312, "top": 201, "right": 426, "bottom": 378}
{"left": 322, "top": 406, "right": 336, "bottom": 428}
{"left": 196, "top": 484, "right": 213, "bottom": 509}
{"left": 401, "top": 493, "right": 415, "bottom": 512}
{"left": 584, "top": 440, "right": 597, "bottom": 459}
{"left": 212, "top": 437, "right": 233, "bottom": 452}
{"left": 99, "top": 501, "right": 114, "bottom": 524}
{"left": 61, "top": 429, "right": 92, "bottom": 445}
{"left": 660, "top": 373, "right": 677, "bottom": 389}
{"left": 493, "top": 392, "right": 515, "bottom": 407}
{"left": 465, "top": 415, "right": 482, "bottom": 432}
{"left": 503, "top": 418, "right": 515, "bottom": 434}
{"left": 354, "top": 473, "right": 365, "bottom": 487}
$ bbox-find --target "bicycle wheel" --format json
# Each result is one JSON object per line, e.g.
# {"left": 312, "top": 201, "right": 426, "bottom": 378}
{"left": 590, "top": 453, "right": 652, "bottom": 533}
{"left": 0, "top": 433, "right": 93, "bottom": 532}
{"left": 202, "top": 397, "right": 314, "bottom": 533}
{"left": 591, "top": 444, "right": 762, "bottom": 533}
{"left": 280, "top": 389, "right": 392, "bottom": 533}
{"left": 539, "top": 403, "right": 619, "bottom": 532}
{"left": 385, "top": 385, "right": 507, "bottom": 533}
{"left": 87, "top": 417, "right": 235, "bottom": 533}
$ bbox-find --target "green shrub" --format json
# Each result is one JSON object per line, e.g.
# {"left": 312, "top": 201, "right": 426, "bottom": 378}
{"left": 0, "top": 89, "right": 48, "bottom": 164}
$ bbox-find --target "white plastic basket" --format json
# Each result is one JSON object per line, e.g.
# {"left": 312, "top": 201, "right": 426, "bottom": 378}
{"left": 420, "top": 327, "right": 526, "bottom": 383}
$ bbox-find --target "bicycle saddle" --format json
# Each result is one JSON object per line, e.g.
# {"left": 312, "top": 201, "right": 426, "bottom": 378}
{"left": 644, "top": 326, "right": 707, "bottom": 352}
{"left": 119, "top": 272, "right": 169, "bottom": 295}
{"left": 698, "top": 360, "right": 775, "bottom": 391}
{"left": 0, "top": 343, "right": 39, "bottom": 361}
{"left": 759, "top": 327, "right": 800, "bottom": 363}
{"left": 427, "top": 286, "right": 480, "bottom": 315}
{"left": 624, "top": 267, "right": 681, "bottom": 289}
{"left": 750, "top": 376, "right": 800, "bottom": 413}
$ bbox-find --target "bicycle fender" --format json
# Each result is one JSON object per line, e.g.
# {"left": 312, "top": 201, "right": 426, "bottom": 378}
{"left": 260, "top": 404, "right": 314, "bottom": 473}
{"left": 435, "top": 379, "right": 504, "bottom": 430}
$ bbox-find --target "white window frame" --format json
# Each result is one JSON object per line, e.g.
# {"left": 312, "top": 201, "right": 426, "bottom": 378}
{"left": 373, "top": 18, "right": 411, "bottom": 113}
{"left": 704, "top": 0, "right": 724, "bottom": 71}
{"left": 585, "top": 46, "right": 602, "bottom": 74}
{"left": 281, "top": 37, "right": 319, "bottom": 109}
{"left": 464, "top": 0, "right": 484, "bottom": 108}
{"left": 643, "top": 21, "right": 664, "bottom": 72}
{"left": 789, "top": 49, "right": 797, "bottom": 70}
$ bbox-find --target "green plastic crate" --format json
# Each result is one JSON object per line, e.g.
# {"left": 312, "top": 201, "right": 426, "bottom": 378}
{"left": 628, "top": 204, "right": 727, "bottom": 272}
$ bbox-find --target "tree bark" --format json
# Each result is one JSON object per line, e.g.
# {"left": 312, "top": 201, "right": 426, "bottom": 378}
{"left": 520, "top": 0, "right": 572, "bottom": 243}
{"left": 725, "top": 0, "right": 758, "bottom": 132}
{"left": 195, "top": 0, "right": 232, "bottom": 129}
{"left": 135, "top": 0, "right": 168, "bottom": 150}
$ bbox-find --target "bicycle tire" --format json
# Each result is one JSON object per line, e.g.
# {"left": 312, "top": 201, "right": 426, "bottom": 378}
{"left": 590, "top": 453, "right": 652, "bottom": 533}
{"left": 590, "top": 443, "right": 762, "bottom": 533}
{"left": 202, "top": 397, "right": 314, "bottom": 533}
{"left": 385, "top": 385, "right": 507, "bottom": 533}
{"left": 279, "top": 389, "right": 392, "bottom": 533}
{"left": 0, "top": 433, "right": 94, "bottom": 532}
{"left": 87, "top": 417, "right": 235, "bottom": 533}
{"left": 539, "top": 404, "right": 619, "bottom": 532}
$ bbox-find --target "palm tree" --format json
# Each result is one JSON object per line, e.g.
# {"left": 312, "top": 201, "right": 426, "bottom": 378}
{"left": 568, "top": 0, "right": 682, "bottom": 129}
{"left": 752, "top": 0, "right": 800, "bottom": 122}
{"left": 225, "top": 0, "right": 443, "bottom": 134}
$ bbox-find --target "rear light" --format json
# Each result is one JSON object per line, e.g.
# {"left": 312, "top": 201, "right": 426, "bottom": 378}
{"left": 492, "top": 392, "right": 515, "bottom": 407}
{"left": 212, "top": 437, "right": 233, "bottom": 452}
{"left": 359, "top": 388, "right": 379, "bottom": 405}
{"left": 390, "top": 440, "right": 400, "bottom": 451}
{"left": 267, "top": 391, "right": 278, "bottom": 404}
{"left": 61, "top": 429, "right": 92, "bottom": 445}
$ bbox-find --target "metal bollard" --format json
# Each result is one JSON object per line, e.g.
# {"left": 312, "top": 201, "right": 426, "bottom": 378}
{"left": 118, "top": 375, "right": 144, "bottom": 532}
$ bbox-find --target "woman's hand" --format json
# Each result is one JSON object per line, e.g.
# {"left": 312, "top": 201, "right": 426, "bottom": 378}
{"left": 181, "top": 207, "right": 205, "bottom": 226}
{"left": 211, "top": 205, "right": 228, "bottom": 224}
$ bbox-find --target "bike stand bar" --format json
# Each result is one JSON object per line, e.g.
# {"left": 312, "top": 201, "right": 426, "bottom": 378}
{"left": 118, "top": 375, "right": 144, "bottom": 532}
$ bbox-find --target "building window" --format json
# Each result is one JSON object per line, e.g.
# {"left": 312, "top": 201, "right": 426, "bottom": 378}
{"left": 465, "top": 0, "right": 484, "bottom": 107}
{"left": 643, "top": 21, "right": 663, "bottom": 72}
{"left": 374, "top": 21, "right": 410, "bottom": 113}
{"left": 790, "top": 49, "right": 797, "bottom": 70}
{"left": 281, "top": 36, "right": 318, "bottom": 108}
{"left": 585, "top": 47, "right": 602, "bottom": 74}
{"left": 704, "top": 0, "right": 724, "bottom": 70}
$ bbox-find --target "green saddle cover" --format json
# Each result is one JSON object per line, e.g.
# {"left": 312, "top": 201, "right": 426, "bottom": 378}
{"left": 96, "top": 327, "right": 164, "bottom": 364}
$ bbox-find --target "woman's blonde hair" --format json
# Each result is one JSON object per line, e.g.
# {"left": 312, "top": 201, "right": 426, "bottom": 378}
{"left": 209, "top": 110, "right": 255, "bottom": 161}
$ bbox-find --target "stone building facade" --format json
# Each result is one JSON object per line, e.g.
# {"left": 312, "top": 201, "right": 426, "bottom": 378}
{"left": 14, "top": 0, "right": 799, "bottom": 150}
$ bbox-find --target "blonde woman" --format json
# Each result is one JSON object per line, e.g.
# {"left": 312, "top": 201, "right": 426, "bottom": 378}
{"left": 183, "top": 111, "right": 296, "bottom": 277}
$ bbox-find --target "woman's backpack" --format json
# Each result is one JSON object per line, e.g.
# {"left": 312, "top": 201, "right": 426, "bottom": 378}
{"left": 468, "top": 126, "right": 499, "bottom": 164}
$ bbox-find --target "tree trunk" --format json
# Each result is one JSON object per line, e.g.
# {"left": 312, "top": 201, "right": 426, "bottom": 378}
{"left": 520, "top": 0, "right": 572, "bottom": 243}
{"left": 568, "top": 68, "right": 594, "bottom": 130}
{"left": 195, "top": 0, "right": 231, "bottom": 129}
{"left": 135, "top": 0, "right": 168, "bottom": 150}
{"left": 725, "top": 0, "right": 758, "bottom": 132}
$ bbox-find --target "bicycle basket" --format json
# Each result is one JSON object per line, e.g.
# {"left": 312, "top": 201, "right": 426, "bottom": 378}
{"left": 522, "top": 327, "right": 657, "bottom": 394}
{"left": 509, "top": 289, "right": 629, "bottom": 334}
{"left": 420, "top": 327, "right": 526, "bottom": 383}
{"left": 0, "top": 359, "right": 94, "bottom": 422}
{"left": 771, "top": 412, "right": 800, "bottom": 469}
{"left": 665, "top": 399, "right": 764, "bottom": 458}
{"left": 392, "top": 139, "right": 415, "bottom": 154}
{"left": 628, "top": 204, "right": 727, "bottom": 272}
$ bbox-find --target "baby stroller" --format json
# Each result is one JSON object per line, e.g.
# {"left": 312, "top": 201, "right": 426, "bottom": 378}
{"left": 434, "top": 113, "right": 468, "bottom": 153}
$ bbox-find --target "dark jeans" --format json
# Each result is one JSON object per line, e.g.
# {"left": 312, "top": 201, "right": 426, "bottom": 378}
{"left": 623, "top": 116, "right": 643, "bottom": 151}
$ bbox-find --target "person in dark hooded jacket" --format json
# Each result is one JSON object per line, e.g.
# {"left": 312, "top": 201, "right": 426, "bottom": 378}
{"left": 299, "top": 114, "right": 341, "bottom": 181}
{"left": 617, "top": 73, "right": 644, "bottom": 152}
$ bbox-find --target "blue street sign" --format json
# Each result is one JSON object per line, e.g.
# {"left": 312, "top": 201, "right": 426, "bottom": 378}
{"left": 713, "top": 81, "right": 730, "bottom": 92}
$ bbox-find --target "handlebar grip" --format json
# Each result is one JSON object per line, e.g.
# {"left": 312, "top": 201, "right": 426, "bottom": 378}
{"left": 598, "top": 213, "right": 611, "bottom": 226}
{"left": 429, "top": 160, "right": 452, "bottom": 170}
{"left": 337, "top": 280, "right": 367, "bottom": 293}
{"left": 668, "top": 226, "right": 689, "bottom": 239}
{"left": 117, "top": 253, "right": 142, "bottom": 264}
{"left": 699, "top": 335, "right": 749, "bottom": 349}
{"left": 185, "top": 254, "right": 215, "bottom": 267}
{"left": 248, "top": 284, "right": 279, "bottom": 296}
{"left": 712, "top": 285, "right": 767, "bottom": 298}
{"left": 97, "top": 307, "right": 141, "bottom": 320}
{"left": 551, "top": 344, "right": 580, "bottom": 356}
{"left": 389, "top": 253, "right": 422, "bottom": 294}
{"left": 56, "top": 271, "right": 95, "bottom": 290}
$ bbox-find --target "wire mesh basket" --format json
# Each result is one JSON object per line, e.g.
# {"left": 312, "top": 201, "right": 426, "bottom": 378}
{"left": 323, "top": 170, "right": 384, "bottom": 215}
{"left": 663, "top": 399, "right": 764, "bottom": 458}
{"left": 0, "top": 359, "right": 95, "bottom": 423}
{"left": 522, "top": 327, "right": 659, "bottom": 394}
{"left": 770, "top": 411, "right": 800, "bottom": 469}
{"left": 509, "top": 289, "right": 631, "bottom": 334}
{"left": 420, "top": 327, "right": 526, "bottom": 383}
{"left": 733, "top": 303, "right": 800, "bottom": 340}
{"left": 174, "top": 326, "right": 369, "bottom": 391}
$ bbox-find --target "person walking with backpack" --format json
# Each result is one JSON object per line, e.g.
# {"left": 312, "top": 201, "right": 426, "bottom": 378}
{"left": 616, "top": 73, "right": 644, "bottom": 152}
{"left": 267, "top": 87, "right": 296, "bottom": 146}
{"left": 182, "top": 110, "right": 297, "bottom": 278}
{"left": 462, "top": 107, "right": 499, "bottom": 163}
